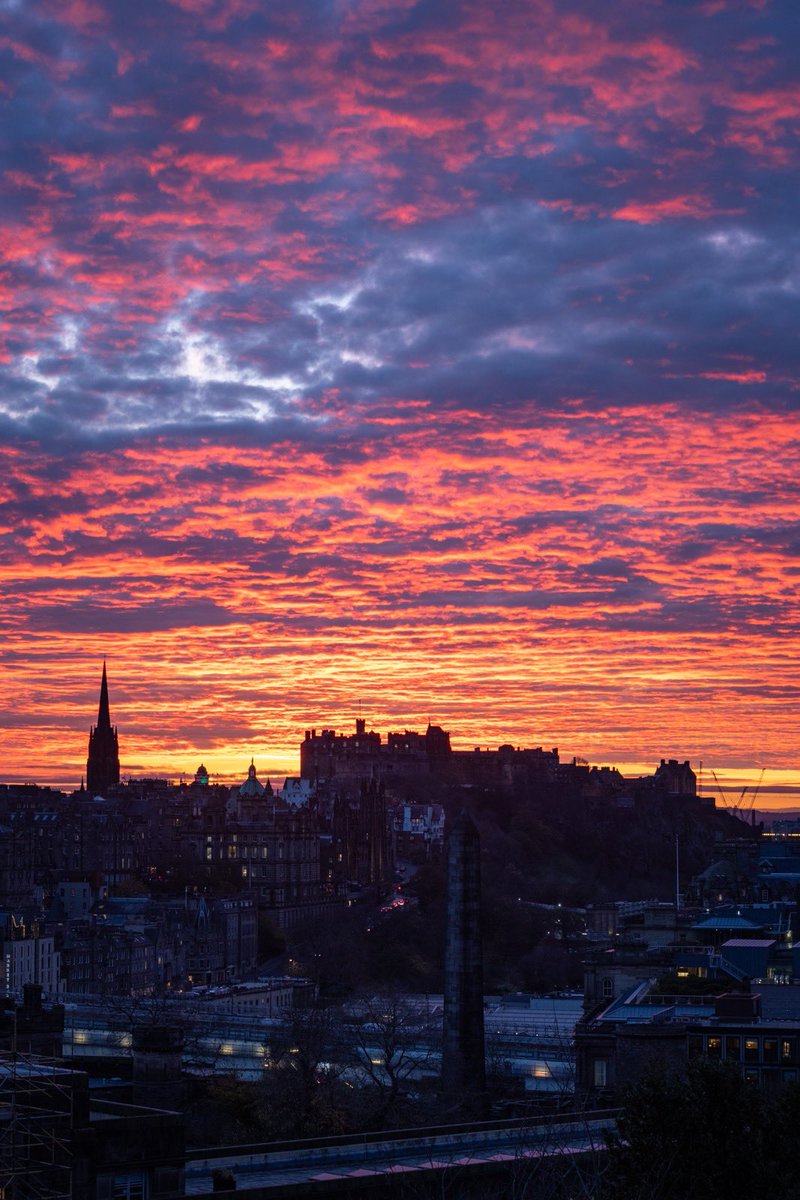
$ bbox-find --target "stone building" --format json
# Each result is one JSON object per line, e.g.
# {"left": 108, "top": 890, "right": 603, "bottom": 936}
{"left": 184, "top": 894, "right": 257, "bottom": 987}
{"left": 60, "top": 922, "right": 156, "bottom": 997}
{"left": 300, "top": 718, "right": 561, "bottom": 796}
{"left": 178, "top": 761, "right": 326, "bottom": 928}
{"left": 0, "top": 914, "right": 62, "bottom": 999}
{"left": 300, "top": 719, "right": 451, "bottom": 792}
{"left": 331, "top": 779, "right": 390, "bottom": 889}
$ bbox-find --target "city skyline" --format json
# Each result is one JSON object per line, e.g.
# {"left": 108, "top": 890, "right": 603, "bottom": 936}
{"left": 2, "top": 2, "right": 798, "bottom": 802}
{"left": 4, "top": 661, "right": 793, "bottom": 813}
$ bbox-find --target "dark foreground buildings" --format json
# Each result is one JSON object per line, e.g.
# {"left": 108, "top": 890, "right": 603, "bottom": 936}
{"left": 0, "top": 1053, "right": 184, "bottom": 1200}
{"left": 1, "top": 668, "right": 796, "bottom": 1197}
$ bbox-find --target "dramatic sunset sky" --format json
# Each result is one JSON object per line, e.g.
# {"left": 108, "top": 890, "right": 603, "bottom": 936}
{"left": 1, "top": 0, "right": 798, "bottom": 803}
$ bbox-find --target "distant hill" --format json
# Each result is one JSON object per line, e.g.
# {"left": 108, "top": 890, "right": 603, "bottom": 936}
{"left": 364, "top": 773, "right": 759, "bottom": 995}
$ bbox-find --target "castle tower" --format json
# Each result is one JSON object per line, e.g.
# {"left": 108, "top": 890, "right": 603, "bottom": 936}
{"left": 441, "top": 809, "right": 486, "bottom": 1109}
{"left": 86, "top": 662, "right": 120, "bottom": 796}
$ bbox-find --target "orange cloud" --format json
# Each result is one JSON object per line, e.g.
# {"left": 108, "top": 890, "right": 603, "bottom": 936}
{"left": 613, "top": 195, "right": 742, "bottom": 223}
{"left": 1, "top": 406, "right": 799, "bottom": 788}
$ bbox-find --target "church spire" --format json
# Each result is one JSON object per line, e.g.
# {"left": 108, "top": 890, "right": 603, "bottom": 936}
{"left": 97, "top": 660, "right": 112, "bottom": 730}
{"left": 86, "top": 662, "right": 120, "bottom": 796}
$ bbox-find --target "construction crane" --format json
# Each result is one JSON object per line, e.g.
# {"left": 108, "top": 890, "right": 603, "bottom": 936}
{"left": 712, "top": 769, "right": 731, "bottom": 810}
{"left": 740, "top": 768, "right": 766, "bottom": 825}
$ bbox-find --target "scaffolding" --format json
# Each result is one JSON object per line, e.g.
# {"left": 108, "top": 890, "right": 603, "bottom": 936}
{"left": 0, "top": 1053, "right": 74, "bottom": 1200}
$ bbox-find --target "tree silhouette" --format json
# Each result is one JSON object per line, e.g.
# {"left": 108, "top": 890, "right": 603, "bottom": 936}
{"left": 605, "top": 1059, "right": 800, "bottom": 1200}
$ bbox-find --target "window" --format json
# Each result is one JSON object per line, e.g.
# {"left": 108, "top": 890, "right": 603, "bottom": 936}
{"left": 782, "top": 1039, "right": 795, "bottom": 1062}
{"left": 688, "top": 1035, "right": 703, "bottom": 1059}
{"left": 602, "top": 978, "right": 614, "bottom": 999}
{"left": 744, "top": 1038, "right": 759, "bottom": 1063}
{"left": 96, "top": 1172, "right": 148, "bottom": 1200}
{"left": 725, "top": 1036, "right": 741, "bottom": 1060}
{"left": 763, "top": 1038, "right": 778, "bottom": 1064}
{"left": 744, "top": 1067, "right": 760, "bottom": 1083}
{"left": 707, "top": 1036, "right": 722, "bottom": 1059}
{"left": 593, "top": 1059, "right": 608, "bottom": 1088}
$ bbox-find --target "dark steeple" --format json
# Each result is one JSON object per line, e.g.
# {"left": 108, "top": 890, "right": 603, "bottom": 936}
{"left": 86, "top": 661, "right": 120, "bottom": 796}
{"left": 97, "top": 660, "right": 112, "bottom": 730}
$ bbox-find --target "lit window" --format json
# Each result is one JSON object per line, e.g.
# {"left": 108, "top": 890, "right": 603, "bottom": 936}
{"left": 744, "top": 1038, "right": 759, "bottom": 1063}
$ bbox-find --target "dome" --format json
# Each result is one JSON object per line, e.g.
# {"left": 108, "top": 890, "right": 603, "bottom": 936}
{"left": 239, "top": 758, "right": 265, "bottom": 798}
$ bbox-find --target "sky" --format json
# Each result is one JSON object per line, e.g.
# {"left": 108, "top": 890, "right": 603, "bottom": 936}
{"left": 1, "top": 0, "right": 799, "bottom": 804}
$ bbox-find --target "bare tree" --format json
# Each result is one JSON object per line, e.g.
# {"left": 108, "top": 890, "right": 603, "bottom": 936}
{"left": 263, "top": 1001, "right": 350, "bottom": 1136}
{"left": 346, "top": 991, "right": 440, "bottom": 1128}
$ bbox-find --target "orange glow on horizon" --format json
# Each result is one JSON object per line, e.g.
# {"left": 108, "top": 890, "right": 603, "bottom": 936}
{"left": 2, "top": 403, "right": 799, "bottom": 807}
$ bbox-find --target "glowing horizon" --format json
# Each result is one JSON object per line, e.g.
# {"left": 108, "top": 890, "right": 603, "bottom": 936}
{"left": 9, "top": 665, "right": 798, "bottom": 813}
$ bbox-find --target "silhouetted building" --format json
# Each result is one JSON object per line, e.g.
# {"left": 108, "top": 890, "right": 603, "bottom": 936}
{"left": 330, "top": 779, "right": 390, "bottom": 890}
{"left": 178, "top": 765, "right": 325, "bottom": 928}
{"left": 442, "top": 810, "right": 486, "bottom": 1110}
{"left": 0, "top": 984, "right": 64, "bottom": 1057}
{"left": 61, "top": 921, "right": 156, "bottom": 998}
{"left": 300, "top": 720, "right": 452, "bottom": 790}
{"left": 300, "top": 719, "right": 565, "bottom": 797}
{"left": 653, "top": 758, "right": 697, "bottom": 796}
{"left": 184, "top": 894, "right": 257, "bottom": 986}
{"left": 86, "top": 663, "right": 120, "bottom": 797}
{"left": 0, "top": 1054, "right": 184, "bottom": 1200}
{"left": 392, "top": 802, "right": 445, "bottom": 861}
{"left": 131, "top": 1023, "right": 186, "bottom": 1110}
{"left": 577, "top": 983, "right": 800, "bottom": 1097}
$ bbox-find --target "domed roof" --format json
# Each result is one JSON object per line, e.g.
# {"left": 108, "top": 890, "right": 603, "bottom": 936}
{"left": 239, "top": 758, "right": 265, "bottom": 798}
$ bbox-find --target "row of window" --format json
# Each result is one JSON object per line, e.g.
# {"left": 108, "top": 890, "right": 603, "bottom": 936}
{"left": 690, "top": 1033, "right": 797, "bottom": 1064}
